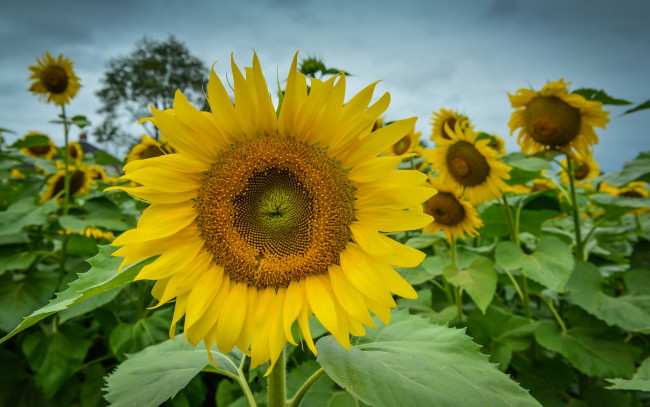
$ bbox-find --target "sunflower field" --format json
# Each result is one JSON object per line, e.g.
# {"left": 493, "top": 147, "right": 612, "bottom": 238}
{"left": 1, "top": 51, "right": 650, "bottom": 407}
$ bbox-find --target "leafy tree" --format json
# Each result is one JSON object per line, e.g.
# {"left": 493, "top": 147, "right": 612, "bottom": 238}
{"left": 94, "top": 36, "right": 209, "bottom": 144}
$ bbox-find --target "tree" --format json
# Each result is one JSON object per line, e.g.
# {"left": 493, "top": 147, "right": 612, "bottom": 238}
{"left": 94, "top": 35, "right": 209, "bottom": 145}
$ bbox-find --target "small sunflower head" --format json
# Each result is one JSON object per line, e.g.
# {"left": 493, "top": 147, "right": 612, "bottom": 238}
{"left": 430, "top": 108, "right": 469, "bottom": 144}
{"left": 20, "top": 131, "right": 57, "bottom": 160}
{"left": 126, "top": 134, "right": 173, "bottom": 163}
{"left": 41, "top": 162, "right": 93, "bottom": 202}
{"left": 28, "top": 52, "right": 81, "bottom": 106}
{"left": 559, "top": 152, "right": 599, "bottom": 188}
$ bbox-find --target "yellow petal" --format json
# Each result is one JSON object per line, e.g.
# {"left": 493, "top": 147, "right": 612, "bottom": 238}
{"left": 216, "top": 282, "right": 249, "bottom": 353}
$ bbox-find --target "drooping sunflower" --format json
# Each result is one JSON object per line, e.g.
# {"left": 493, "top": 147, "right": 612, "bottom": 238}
{"left": 559, "top": 152, "right": 599, "bottom": 188}
{"left": 382, "top": 124, "right": 422, "bottom": 157}
{"left": 20, "top": 131, "right": 57, "bottom": 160}
{"left": 41, "top": 162, "right": 93, "bottom": 202}
{"left": 107, "top": 52, "right": 433, "bottom": 372}
{"left": 430, "top": 108, "right": 469, "bottom": 144}
{"left": 427, "top": 122, "right": 511, "bottom": 206}
{"left": 28, "top": 52, "right": 81, "bottom": 106}
{"left": 422, "top": 177, "right": 482, "bottom": 242}
{"left": 125, "top": 134, "right": 174, "bottom": 163}
{"left": 508, "top": 79, "right": 610, "bottom": 156}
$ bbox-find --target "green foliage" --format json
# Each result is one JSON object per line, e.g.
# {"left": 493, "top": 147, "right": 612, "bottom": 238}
{"left": 607, "top": 356, "right": 650, "bottom": 391}
{"left": 443, "top": 257, "right": 497, "bottom": 313}
{"left": 496, "top": 237, "right": 574, "bottom": 292}
{"left": 104, "top": 335, "right": 244, "bottom": 407}
{"left": 596, "top": 151, "right": 650, "bottom": 186}
{"left": 572, "top": 88, "right": 632, "bottom": 105}
{"left": 316, "top": 309, "right": 541, "bottom": 407}
{"left": 623, "top": 98, "right": 650, "bottom": 115}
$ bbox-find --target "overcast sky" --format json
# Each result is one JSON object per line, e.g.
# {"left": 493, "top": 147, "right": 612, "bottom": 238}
{"left": 2, "top": 0, "right": 649, "bottom": 172}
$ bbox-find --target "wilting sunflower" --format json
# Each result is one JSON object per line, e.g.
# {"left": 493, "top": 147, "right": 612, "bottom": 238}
{"left": 125, "top": 134, "right": 174, "bottom": 163}
{"left": 383, "top": 124, "right": 422, "bottom": 157}
{"left": 427, "top": 122, "right": 511, "bottom": 206}
{"left": 430, "top": 108, "right": 469, "bottom": 144}
{"left": 107, "top": 52, "right": 433, "bottom": 372}
{"left": 41, "top": 162, "right": 92, "bottom": 202}
{"left": 28, "top": 52, "right": 81, "bottom": 106}
{"left": 20, "top": 131, "right": 57, "bottom": 160}
{"left": 508, "top": 79, "right": 610, "bottom": 156}
{"left": 559, "top": 152, "right": 599, "bottom": 188}
{"left": 422, "top": 177, "right": 482, "bottom": 242}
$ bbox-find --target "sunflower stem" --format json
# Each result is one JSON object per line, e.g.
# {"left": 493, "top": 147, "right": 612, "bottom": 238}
{"left": 450, "top": 239, "right": 463, "bottom": 323}
{"left": 287, "top": 368, "right": 325, "bottom": 407}
{"left": 536, "top": 294, "right": 567, "bottom": 333}
{"left": 61, "top": 105, "right": 71, "bottom": 215}
{"left": 237, "top": 356, "right": 257, "bottom": 407}
{"left": 520, "top": 274, "right": 532, "bottom": 319}
{"left": 409, "top": 156, "right": 416, "bottom": 170}
{"left": 566, "top": 154, "right": 585, "bottom": 261}
{"left": 500, "top": 194, "right": 519, "bottom": 246}
{"left": 268, "top": 347, "right": 286, "bottom": 407}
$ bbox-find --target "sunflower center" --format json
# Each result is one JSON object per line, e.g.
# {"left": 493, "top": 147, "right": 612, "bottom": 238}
{"left": 29, "top": 145, "right": 51, "bottom": 155}
{"left": 53, "top": 170, "right": 86, "bottom": 199}
{"left": 196, "top": 134, "right": 355, "bottom": 289}
{"left": 41, "top": 66, "right": 69, "bottom": 94}
{"left": 573, "top": 161, "right": 590, "bottom": 180}
{"left": 69, "top": 145, "right": 80, "bottom": 161}
{"left": 141, "top": 144, "right": 164, "bottom": 159}
{"left": 445, "top": 141, "right": 490, "bottom": 186}
{"left": 424, "top": 192, "right": 465, "bottom": 226}
{"left": 393, "top": 136, "right": 411, "bottom": 155}
{"left": 525, "top": 96, "right": 581, "bottom": 147}
{"left": 621, "top": 191, "right": 643, "bottom": 198}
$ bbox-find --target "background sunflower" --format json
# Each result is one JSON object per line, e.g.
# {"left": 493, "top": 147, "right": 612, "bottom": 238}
{"left": 28, "top": 52, "right": 81, "bottom": 106}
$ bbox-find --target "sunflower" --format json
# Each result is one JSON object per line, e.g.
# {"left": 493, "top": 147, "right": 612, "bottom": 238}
{"left": 107, "top": 52, "right": 433, "bottom": 372}
{"left": 125, "top": 134, "right": 174, "bottom": 163}
{"left": 382, "top": 124, "right": 422, "bottom": 157}
{"left": 422, "top": 177, "right": 482, "bottom": 242}
{"left": 508, "top": 176, "right": 556, "bottom": 194}
{"left": 427, "top": 122, "right": 511, "bottom": 206}
{"left": 559, "top": 152, "right": 599, "bottom": 188}
{"left": 20, "top": 131, "right": 57, "bottom": 160}
{"left": 484, "top": 133, "right": 506, "bottom": 157}
{"left": 508, "top": 79, "right": 610, "bottom": 156}
{"left": 67, "top": 141, "right": 84, "bottom": 163}
{"left": 600, "top": 181, "right": 649, "bottom": 216}
{"left": 28, "top": 52, "right": 81, "bottom": 106}
{"left": 41, "top": 162, "right": 93, "bottom": 202}
{"left": 430, "top": 108, "right": 469, "bottom": 144}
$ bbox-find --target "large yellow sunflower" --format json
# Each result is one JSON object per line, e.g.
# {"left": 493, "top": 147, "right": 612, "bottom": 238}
{"left": 107, "top": 52, "right": 433, "bottom": 372}
{"left": 430, "top": 108, "right": 469, "bottom": 144}
{"left": 422, "top": 177, "right": 482, "bottom": 242}
{"left": 20, "top": 131, "right": 57, "bottom": 160}
{"left": 427, "top": 122, "right": 511, "bottom": 206}
{"left": 28, "top": 52, "right": 81, "bottom": 106}
{"left": 125, "top": 134, "right": 174, "bottom": 163}
{"left": 559, "top": 152, "right": 599, "bottom": 188}
{"left": 508, "top": 79, "right": 610, "bottom": 156}
{"left": 41, "top": 162, "right": 93, "bottom": 202}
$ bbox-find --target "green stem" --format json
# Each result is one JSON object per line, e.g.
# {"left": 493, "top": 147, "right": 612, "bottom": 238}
{"left": 268, "top": 347, "right": 286, "bottom": 407}
{"left": 537, "top": 295, "right": 567, "bottom": 333}
{"left": 450, "top": 239, "right": 463, "bottom": 323}
{"left": 409, "top": 156, "right": 416, "bottom": 170}
{"left": 287, "top": 368, "right": 325, "bottom": 407}
{"left": 520, "top": 274, "right": 532, "bottom": 319}
{"left": 501, "top": 195, "right": 519, "bottom": 246}
{"left": 503, "top": 269, "right": 524, "bottom": 302}
{"left": 583, "top": 217, "right": 607, "bottom": 246}
{"left": 238, "top": 356, "right": 257, "bottom": 407}
{"left": 566, "top": 154, "right": 584, "bottom": 261}
{"left": 61, "top": 105, "right": 71, "bottom": 215}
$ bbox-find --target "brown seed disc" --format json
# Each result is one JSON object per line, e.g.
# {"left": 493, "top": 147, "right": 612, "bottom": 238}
{"left": 392, "top": 136, "right": 411, "bottom": 155}
{"left": 524, "top": 96, "right": 581, "bottom": 147}
{"left": 445, "top": 141, "right": 490, "bottom": 186}
{"left": 423, "top": 191, "right": 466, "bottom": 226}
{"left": 41, "top": 66, "right": 69, "bottom": 94}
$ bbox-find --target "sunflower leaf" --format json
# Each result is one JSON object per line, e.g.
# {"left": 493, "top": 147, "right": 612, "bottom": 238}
{"left": 316, "top": 309, "right": 541, "bottom": 407}
{"left": 571, "top": 88, "right": 632, "bottom": 105}
{"left": 443, "top": 257, "right": 497, "bottom": 313}
{"left": 567, "top": 261, "right": 650, "bottom": 334}
{"left": 623, "top": 99, "right": 650, "bottom": 115}
{"left": 104, "top": 335, "right": 244, "bottom": 407}
{"left": 593, "top": 151, "right": 650, "bottom": 186}
{"left": 495, "top": 237, "right": 574, "bottom": 292}
{"left": 0, "top": 245, "right": 152, "bottom": 344}
{"left": 607, "top": 356, "right": 650, "bottom": 391}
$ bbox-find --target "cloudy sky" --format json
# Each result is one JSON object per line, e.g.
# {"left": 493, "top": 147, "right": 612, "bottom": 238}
{"left": 2, "top": 0, "right": 649, "bottom": 171}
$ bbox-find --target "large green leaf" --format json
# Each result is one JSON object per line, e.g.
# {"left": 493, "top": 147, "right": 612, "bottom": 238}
{"left": 21, "top": 324, "right": 90, "bottom": 399}
{"left": 397, "top": 255, "right": 446, "bottom": 285}
{"left": 104, "top": 335, "right": 244, "bottom": 407}
{"left": 495, "top": 237, "right": 574, "bottom": 292}
{"left": 567, "top": 262, "right": 650, "bottom": 333}
{"left": 0, "top": 198, "right": 58, "bottom": 236}
{"left": 109, "top": 308, "right": 172, "bottom": 360}
{"left": 316, "top": 309, "right": 540, "bottom": 407}
{"left": 0, "top": 245, "right": 153, "bottom": 344}
{"left": 607, "top": 356, "right": 650, "bottom": 391}
{"left": 534, "top": 321, "right": 635, "bottom": 378}
{"left": 595, "top": 151, "right": 650, "bottom": 186}
{"left": 571, "top": 88, "right": 632, "bottom": 105}
{"left": 443, "top": 257, "right": 497, "bottom": 313}
{"left": 0, "top": 249, "right": 36, "bottom": 276}
{"left": 286, "top": 360, "right": 367, "bottom": 407}
{"left": 467, "top": 306, "right": 538, "bottom": 370}
{"left": 0, "top": 270, "right": 58, "bottom": 332}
